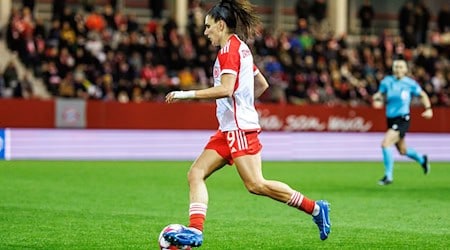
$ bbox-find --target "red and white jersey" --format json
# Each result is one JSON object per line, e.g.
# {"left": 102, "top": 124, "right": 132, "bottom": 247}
{"left": 213, "top": 34, "right": 260, "bottom": 132}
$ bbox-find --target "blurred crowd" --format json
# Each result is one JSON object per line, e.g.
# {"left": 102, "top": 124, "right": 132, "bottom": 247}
{"left": 1, "top": 0, "right": 450, "bottom": 107}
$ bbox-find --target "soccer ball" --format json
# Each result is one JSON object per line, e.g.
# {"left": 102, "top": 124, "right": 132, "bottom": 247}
{"left": 158, "top": 224, "right": 192, "bottom": 250}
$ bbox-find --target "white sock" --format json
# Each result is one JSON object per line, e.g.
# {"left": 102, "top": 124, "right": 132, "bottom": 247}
{"left": 312, "top": 204, "right": 320, "bottom": 216}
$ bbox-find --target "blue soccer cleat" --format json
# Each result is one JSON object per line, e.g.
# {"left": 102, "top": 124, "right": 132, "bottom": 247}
{"left": 312, "top": 200, "right": 331, "bottom": 240}
{"left": 163, "top": 226, "right": 203, "bottom": 247}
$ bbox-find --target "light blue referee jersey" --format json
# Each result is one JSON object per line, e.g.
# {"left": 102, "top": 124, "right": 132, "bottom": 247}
{"left": 378, "top": 75, "right": 422, "bottom": 118}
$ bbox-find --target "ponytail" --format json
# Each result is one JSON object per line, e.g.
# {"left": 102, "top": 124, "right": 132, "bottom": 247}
{"left": 207, "top": 0, "right": 261, "bottom": 41}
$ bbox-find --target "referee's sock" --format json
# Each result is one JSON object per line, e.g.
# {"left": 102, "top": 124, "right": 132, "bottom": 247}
{"left": 405, "top": 147, "right": 424, "bottom": 164}
{"left": 382, "top": 147, "right": 394, "bottom": 180}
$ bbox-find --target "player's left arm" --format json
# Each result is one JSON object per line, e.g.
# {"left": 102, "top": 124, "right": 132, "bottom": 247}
{"left": 419, "top": 90, "right": 433, "bottom": 119}
{"left": 254, "top": 72, "right": 269, "bottom": 98}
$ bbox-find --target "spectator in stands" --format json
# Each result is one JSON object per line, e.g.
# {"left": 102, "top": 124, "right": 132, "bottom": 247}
{"left": 101, "top": 73, "right": 116, "bottom": 101}
{"left": 178, "top": 67, "right": 195, "bottom": 90}
{"left": 60, "top": 21, "right": 76, "bottom": 49}
{"left": 60, "top": 7, "right": 76, "bottom": 30}
{"left": 103, "top": 4, "right": 117, "bottom": 30}
{"left": 46, "top": 19, "right": 61, "bottom": 46}
{"left": 52, "top": 0, "right": 66, "bottom": 22}
{"left": 34, "top": 17, "right": 47, "bottom": 39}
{"left": 188, "top": 0, "right": 206, "bottom": 48}
{"left": 309, "top": 0, "right": 327, "bottom": 24}
{"left": 73, "top": 65, "right": 95, "bottom": 99}
{"left": 42, "top": 61, "right": 62, "bottom": 96}
{"left": 357, "top": 0, "right": 375, "bottom": 36}
{"left": 85, "top": 32, "right": 105, "bottom": 63}
{"left": 14, "top": 72, "right": 34, "bottom": 98}
{"left": 431, "top": 69, "right": 448, "bottom": 106}
{"left": 295, "top": 0, "right": 310, "bottom": 21}
{"left": 126, "top": 14, "right": 140, "bottom": 33}
{"left": 2, "top": 61, "right": 19, "bottom": 98}
{"left": 437, "top": 3, "right": 450, "bottom": 33}
{"left": 21, "top": 0, "right": 35, "bottom": 14}
{"left": 20, "top": 7, "right": 35, "bottom": 37}
{"left": 59, "top": 72, "right": 75, "bottom": 97}
{"left": 414, "top": 1, "right": 430, "bottom": 45}
{"left": 109, "top": 0, "right": 118, "bottom": 12}
{"left": 398, "top": 1, "right": 415, "bottom": 45}
{"left": 286, "top": 75, "right": 308, "bottom": 105}
{"left": 81, "top": 0, "right": 96, "bottom": 13}
{"left": 85, "top": 11, "right": 106, "bottom": 32}
{"left": 397, "top": 26, "right": 414, "bottom": 49}
{"left": 148, "top": 0, "right": 164, "bottom": 19}
{"left": 193, "top": 35, "right": 212, "bottom": 78}
{"left": 6, "top": 8, "right": 21, "bottom": 52}
{"left": 265, "top": 55, "right": 288, "bottom": 103}
{"left": 20, "top": 32, "right": 40, "bottom": 71}
{"left": 58, "top": 47, "right": 76, "bottom": 77}
{"left": 293, "top": 17, "right": 309, "bottom": 36}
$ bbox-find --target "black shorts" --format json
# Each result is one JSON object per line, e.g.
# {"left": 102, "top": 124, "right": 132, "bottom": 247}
{"left": 387, "top": 115, "right": 410, "bottom": 138}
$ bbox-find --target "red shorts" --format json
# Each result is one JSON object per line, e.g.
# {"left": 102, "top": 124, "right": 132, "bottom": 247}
{"left": 205, "top": 130, "right": 262, "bottom": 165}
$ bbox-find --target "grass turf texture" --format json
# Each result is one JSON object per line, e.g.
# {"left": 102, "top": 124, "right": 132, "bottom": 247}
{"left": 0, "top": 161, "right": 449, "bottom": 249}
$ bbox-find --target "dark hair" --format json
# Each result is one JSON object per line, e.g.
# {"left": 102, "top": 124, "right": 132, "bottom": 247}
{"left": 393, "top": 54, "right": 405, "bottom": 61}
{"left": 206, "top": 0, "right": 260, "bottom": 41}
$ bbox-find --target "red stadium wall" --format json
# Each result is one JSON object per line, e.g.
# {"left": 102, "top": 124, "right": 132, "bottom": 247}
{"left": 0, "top": 99, "right": 448, "bottom": 132}
{"left": 0, "top": 99, "right": 55, "bottom": 128}
{"left": 86, "top": 101, "right": 217, "bottom": 130}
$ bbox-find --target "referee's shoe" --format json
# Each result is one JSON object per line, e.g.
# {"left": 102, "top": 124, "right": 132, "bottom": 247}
{"left": 421, "top": 155, "right": 430, "bottom": 175}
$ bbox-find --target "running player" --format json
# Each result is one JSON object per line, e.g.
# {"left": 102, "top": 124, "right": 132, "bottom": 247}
{"left": 163, "top": 0, "right": 331, "bottom": 247}
{"left": 372, "top": 58, "right": 433, "bottom": 185}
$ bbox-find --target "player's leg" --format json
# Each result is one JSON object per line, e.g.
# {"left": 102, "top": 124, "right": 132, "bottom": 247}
{"left": 394, "top": 116, "right": 430, "bottom": 174}
{"left": 188, "top": 130, "right": 231, "bottom": 234}
{"left": 379, "top": 129, "right": 400, "bottom": 185}
{"left": 396, "top": 138, "right": 430, "bottom": 174}
{"left": 234, "top": 153, "right": 294, "bottom": 202}
{"left": 188, "top": 149, "right": 227, "bottom": 231}
{"left": 234, "top": 154, "right": 330, "bottom": 240}
{"left": 164, "top": 149, "right": 226, "bottom": 247}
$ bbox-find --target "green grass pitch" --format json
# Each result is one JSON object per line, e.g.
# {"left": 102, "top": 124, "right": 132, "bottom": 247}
{"left": 0, "top": 160, "right": 449, "bottom": 249}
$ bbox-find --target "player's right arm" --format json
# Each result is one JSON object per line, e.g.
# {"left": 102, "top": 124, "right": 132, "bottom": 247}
{"left": 372, "top": 77, "right": 388, "bottom": 109}
{"left": 372, "top": 92, "right": 384, "bottom": 109}
{"left": 165, "top": 74, "right": 236, "bottom": 103}
{"left": 254, "top": 72, "right": 269, "bottom": 98}
{"left": 194, "top": 73, "right": 236, "bottom": 99}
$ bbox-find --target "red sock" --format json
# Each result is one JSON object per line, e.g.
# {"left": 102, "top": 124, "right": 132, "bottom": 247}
{"left": 286, "top": 191, "right": 316, "bottom": 215}
{"left": 188, "top": 203, "right": 207, "bottom": 231}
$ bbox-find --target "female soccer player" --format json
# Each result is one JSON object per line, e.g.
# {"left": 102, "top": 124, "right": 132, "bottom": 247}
{"left": 372, "top": 58, "right": 433, "bottom": 185}
{"left": 163, "top": 0, "right": 330, "bottom": 247}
